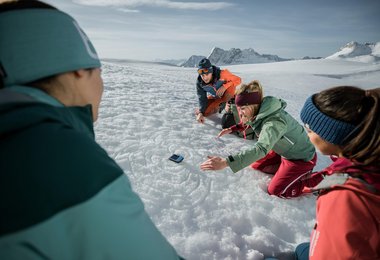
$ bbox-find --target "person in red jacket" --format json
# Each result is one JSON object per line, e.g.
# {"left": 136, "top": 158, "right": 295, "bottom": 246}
{"left": 195, "top": 58, "right": 241, "bottom": 123}
{"left": 295, "top": 86, "right": 380, "bottom": 260}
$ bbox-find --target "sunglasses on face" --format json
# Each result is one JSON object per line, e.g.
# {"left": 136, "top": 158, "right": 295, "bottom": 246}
{"left": 198, "top": 68, "right": 212, "bottom": 75}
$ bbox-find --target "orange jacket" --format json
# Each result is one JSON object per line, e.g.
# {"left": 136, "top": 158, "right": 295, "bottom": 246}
{"left": 219, "top": 69, "right": 241, "bottom": 91}
{"left": 309, "top": 159, "right": 380, "bottom": 259}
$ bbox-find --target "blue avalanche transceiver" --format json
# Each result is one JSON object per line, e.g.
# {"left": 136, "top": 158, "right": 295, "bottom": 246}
{"left": 168, "top": 154, "right": 184, "bottom": 163}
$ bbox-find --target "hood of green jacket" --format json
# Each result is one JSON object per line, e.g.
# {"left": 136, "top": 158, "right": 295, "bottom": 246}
{"left": 254, "top": 96, "right": 286, "bottom": 121}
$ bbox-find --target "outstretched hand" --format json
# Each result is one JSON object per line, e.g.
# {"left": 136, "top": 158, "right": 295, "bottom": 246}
{"left": 200, "top": 156, "right": 228, "bottom": 171}
{"left": 217, "top": 128, "right": 232, "bottom": 138}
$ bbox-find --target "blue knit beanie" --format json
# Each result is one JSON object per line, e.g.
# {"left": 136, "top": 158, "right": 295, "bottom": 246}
{"left": 300, "top": 95, "right": 356, "bottom": 145}
{"left": 0, "top": 9, "right": 101, "bottom": 87}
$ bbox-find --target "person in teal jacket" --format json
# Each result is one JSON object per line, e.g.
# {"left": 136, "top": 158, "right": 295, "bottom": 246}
{"left": 0, "top": 1, "right": 182, "bottom": 259}
{"left": 200, "top": 80, "right": 322, "bottom": 198}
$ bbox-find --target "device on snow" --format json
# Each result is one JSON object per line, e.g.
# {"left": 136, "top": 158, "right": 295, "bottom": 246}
{"left": 168, "top": 154, "right": 184, "bottom": 163}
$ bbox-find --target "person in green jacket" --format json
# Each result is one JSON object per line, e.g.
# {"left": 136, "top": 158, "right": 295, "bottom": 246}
{"left": 200, "top": 80, "right": 322, "bottom": 198}
{"left": 0, "top": 1, "right": 182, "bottom": 259}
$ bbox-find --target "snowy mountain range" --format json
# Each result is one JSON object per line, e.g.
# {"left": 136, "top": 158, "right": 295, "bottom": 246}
{"left": 181, "top": 47, "right": 290, "bottom": 67}
{"left": 180, "top": 55, "right": 206, "bottom": 67}
{"left": 180, "top": 41, "right": 380, "bottom": 67}
{"left": 326, "top": 41, "right": 380, "bottom": 63}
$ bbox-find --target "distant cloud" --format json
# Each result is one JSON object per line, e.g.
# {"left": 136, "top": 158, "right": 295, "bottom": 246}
{"left": 73, "top": 0, "right": 234, "bottom": 10}
{"left": 118, "top": 8, "right": 140, "bottom": 13}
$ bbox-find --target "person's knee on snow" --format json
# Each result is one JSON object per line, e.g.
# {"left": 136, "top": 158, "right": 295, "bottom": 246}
{"left": 267, "top": 179, "right": 304, "bottom": 198}
{"left": 295, "top": 242, "right": 309, "bottom": 260}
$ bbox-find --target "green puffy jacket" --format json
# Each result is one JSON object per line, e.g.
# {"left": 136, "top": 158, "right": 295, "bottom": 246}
{"left": 0, "top": 87, "right": 181, "bottom": 260}
{"left": 227, "top": 96, "right": 315, "bottom": 173}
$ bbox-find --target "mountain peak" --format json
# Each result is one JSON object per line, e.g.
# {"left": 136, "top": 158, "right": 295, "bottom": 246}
{"left": 326, "top": 41, "right": 380, "bottom": 63}
{"left": 180, "top": 47, "right": 290, "bottom": 67}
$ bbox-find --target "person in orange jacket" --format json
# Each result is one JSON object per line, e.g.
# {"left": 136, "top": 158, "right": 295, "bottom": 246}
{"left": 295, "top": 86, "right": 380, "bottom": 260}
{"left": 195, "top": 58, "right": 241, "bottom": 123}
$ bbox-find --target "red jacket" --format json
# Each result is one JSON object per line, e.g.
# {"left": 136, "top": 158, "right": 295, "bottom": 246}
{"left": 309, "top": 158, "right": 380, "bottom": 260}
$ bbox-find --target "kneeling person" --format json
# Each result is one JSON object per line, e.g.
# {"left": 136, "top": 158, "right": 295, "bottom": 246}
{"left": 200, "top": 80, "right": 322, "bottom": 198}
{"left": 195, "top": 58, "right": 241, "bottom": 123}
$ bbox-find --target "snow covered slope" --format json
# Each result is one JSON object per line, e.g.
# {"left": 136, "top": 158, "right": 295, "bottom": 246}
{"left": 96, "top": 58, "right": 380, "bottom": 260}
{"left": 326, "top": 41, "right": 380, "bottom": 63}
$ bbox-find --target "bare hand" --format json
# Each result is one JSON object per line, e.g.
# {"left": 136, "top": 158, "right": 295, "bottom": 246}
{"left": 217, "top": 128, "right": 232, "bottom": 138}
{"left": 196, "top": 113, "right": 205, "bottom": 124}
{"left": 200, "top": 156, "right": 228, "bottom": 171}
{"left": 216, "top": 86, "right": 226, "bottom": 97}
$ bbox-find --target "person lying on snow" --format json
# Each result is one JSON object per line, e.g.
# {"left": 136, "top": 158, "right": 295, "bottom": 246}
{"left": 200, "top": 80, "right": 323, "bottom": 198}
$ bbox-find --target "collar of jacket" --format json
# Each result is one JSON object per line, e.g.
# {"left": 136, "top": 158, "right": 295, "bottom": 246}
{"left": 317, "top": 157, "right": 380, "bottom": 192}
{"left": 243, "top": 96, "right": 286, "bottom": 131}
{"left": 0, "top": 86, "right": 95, "bottom": 139}
{"left": 5, "top": 85, "right": 64, "bottom": 107}
{"left": 254, "top": 96, "right": 286, "bottom": 121}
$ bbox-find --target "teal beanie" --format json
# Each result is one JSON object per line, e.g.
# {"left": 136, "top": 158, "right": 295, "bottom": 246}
{"left": 0, "top": 9, "right": 101, "bottom": 87}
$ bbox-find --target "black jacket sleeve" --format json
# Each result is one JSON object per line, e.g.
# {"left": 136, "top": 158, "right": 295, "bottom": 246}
{"left": 196, "top": 80, "right": 208, "bottom": 114}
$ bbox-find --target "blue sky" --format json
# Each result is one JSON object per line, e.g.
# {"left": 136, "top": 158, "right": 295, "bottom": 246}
{"left": 44, "top": 0, "right": 380, "bottom": 61}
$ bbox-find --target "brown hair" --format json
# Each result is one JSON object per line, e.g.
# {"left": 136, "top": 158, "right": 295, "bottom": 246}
{"left": 313, "top": 86, "right": 380, "bottom": 166}
{"left": 235, "top": 80, "right": 263, "bottom": 116}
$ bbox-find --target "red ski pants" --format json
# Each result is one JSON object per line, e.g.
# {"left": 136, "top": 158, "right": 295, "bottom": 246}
{"left": 251, "top": 150, "right": 320, "bottom": 198}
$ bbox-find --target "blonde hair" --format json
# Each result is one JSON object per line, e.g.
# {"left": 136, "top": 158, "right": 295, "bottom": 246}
{"left": 235, "top": 80, "right": 263, "bottom": 97}
{"left": 235, "top": 80, "right": 264, "bottom": 116}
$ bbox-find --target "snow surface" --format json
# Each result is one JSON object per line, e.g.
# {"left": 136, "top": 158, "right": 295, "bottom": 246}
{"left": 94, "top": 59, "right": 380, "bottom": 260}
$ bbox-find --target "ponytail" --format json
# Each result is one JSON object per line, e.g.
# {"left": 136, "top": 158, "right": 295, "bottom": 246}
{"left": 343, "top": 88, "right": 380, "bottom": 165}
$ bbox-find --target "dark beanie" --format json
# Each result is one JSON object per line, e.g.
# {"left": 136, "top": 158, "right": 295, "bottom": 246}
{"left": 198, "top": 58, "right": 212, "bottom": 69}
{"left": 300, "top": 95, "right": 356, "bottom": 145}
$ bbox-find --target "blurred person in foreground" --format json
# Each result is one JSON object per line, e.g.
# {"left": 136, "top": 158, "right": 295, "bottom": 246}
{"left": 0, "top": 1, "right": 182, "bottom": 259}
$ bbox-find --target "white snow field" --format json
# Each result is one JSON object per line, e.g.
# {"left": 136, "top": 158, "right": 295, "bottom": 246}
{"left": 95, "top": 59, "right": 380, "bottom": 260}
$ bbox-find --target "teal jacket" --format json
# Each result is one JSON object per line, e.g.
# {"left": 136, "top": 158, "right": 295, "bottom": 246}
{"left": 0, "top": 87, "right": 181, "bottom": 260}
{"left": 227, "top": 96, "right": 315, "bottom": 173}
